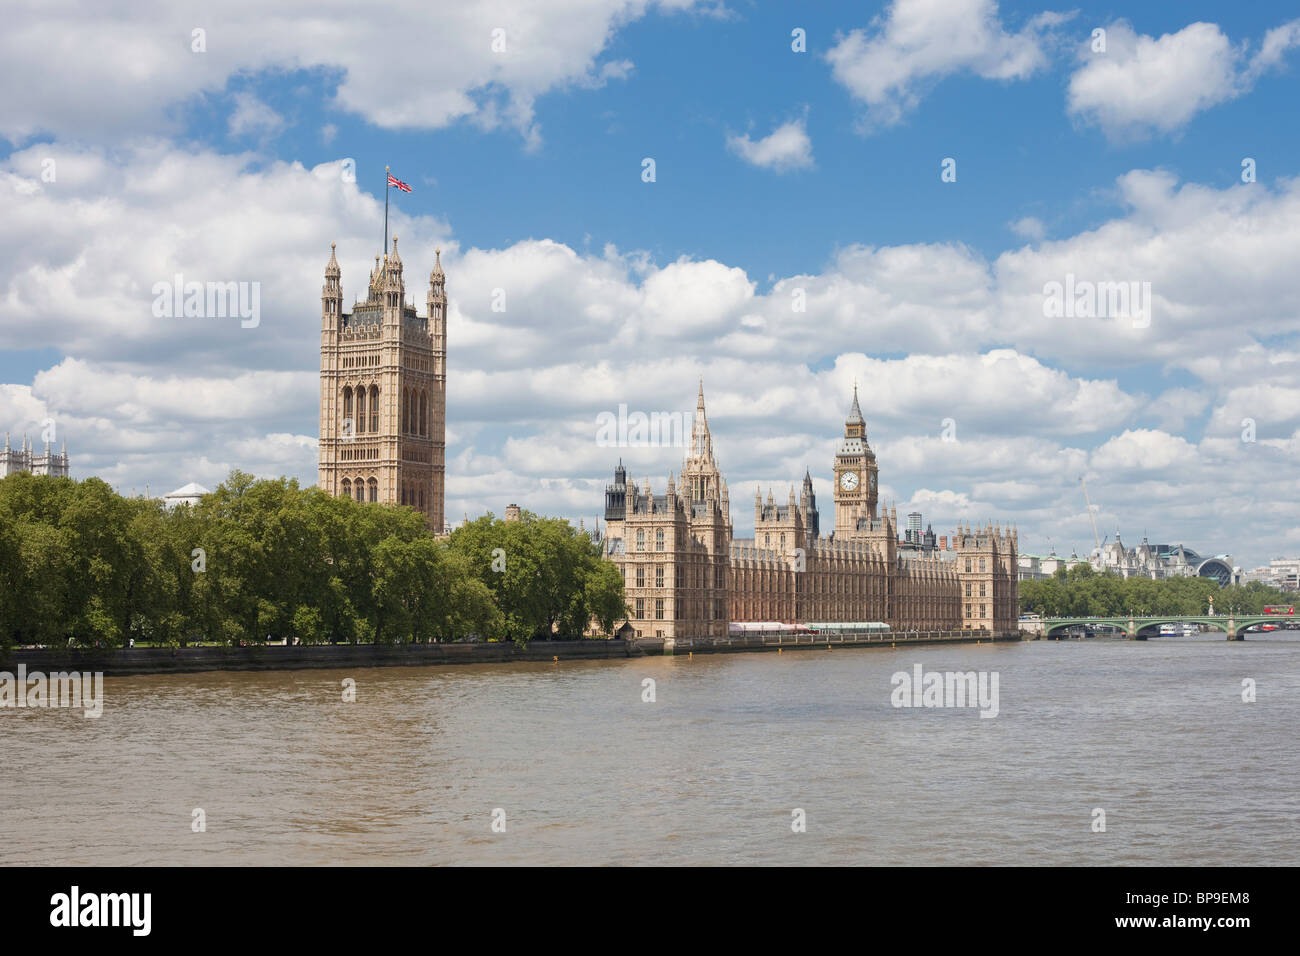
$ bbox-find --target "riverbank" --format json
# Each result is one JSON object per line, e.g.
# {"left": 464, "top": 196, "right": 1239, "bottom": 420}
{"left": 2, "top": 629, "right": 1020, "bottom": 677}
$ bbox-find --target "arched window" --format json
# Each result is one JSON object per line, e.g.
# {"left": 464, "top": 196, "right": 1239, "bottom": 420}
{"left": 368, "top": 477, "right": 378, "bottom": 502}
{"left": 342, "top": 387, "right": 352, "bottom": 434}
{"left": 779, "top": 534, "right": 785, "bottom": 549}
{"left": 655, "top": 529, "right": 664, "bottom": 551}
{"left": 341, "top": 478, "right": 351, "bottom": 499}
{"left": 354, "top": 478, "right": 364, "bottom": 502}
{"left": 418, "top": 489, "right": 424, "bottom": 510}
{"left": 355, "top": 388, "right": 366, "bottom": 434}
{"left": 402, "top": 389, "right": 409, "bottom": 434}
{"left": 419, "top": 391, "right": 428, "bottom": 437}
{"left": 369, "top": 386, "right": 379, "bottom": 433}
{"left": 636, "top": 529, "right": 645, "bottom": 550}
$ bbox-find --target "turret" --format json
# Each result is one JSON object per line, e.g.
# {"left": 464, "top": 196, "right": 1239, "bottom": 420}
{"left": 428, "top": 248, "right": 447, "bottom": 348}
{"left": 322, "top": 242, "right": 342, "bottom": 330}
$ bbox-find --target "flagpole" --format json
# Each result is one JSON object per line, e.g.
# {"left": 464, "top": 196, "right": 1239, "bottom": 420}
{"left": 383, "top": 164, "right": 390, "bottom": 269}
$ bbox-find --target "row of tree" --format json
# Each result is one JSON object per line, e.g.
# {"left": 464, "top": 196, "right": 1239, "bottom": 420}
{"left": 0, "top": 471, "right": 626, "bottom": 650}
{"left": 1018, "top": 563, "right": 1292, "bottom": 617}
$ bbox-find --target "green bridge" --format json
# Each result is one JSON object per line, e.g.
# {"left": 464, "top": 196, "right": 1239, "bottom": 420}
{"left": 1040, "top": 614, "right": 1290, "bottom": 641}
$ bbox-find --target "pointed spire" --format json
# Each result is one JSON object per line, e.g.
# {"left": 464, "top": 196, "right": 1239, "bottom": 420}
{"left": 430, "top": 247, "right": 444, "bottom": 279}
{"left": 325, "top": 241, "right": 340, "bottom": 277}
{"left": 846, "top": 382, "right": 864, "bottom": 426}
{"left": 687, "top": 379, "right": 715, "bottom": 463}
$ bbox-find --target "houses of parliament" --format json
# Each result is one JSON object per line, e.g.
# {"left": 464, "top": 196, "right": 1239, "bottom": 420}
{"left": 318, "top": 238, "right": 446, "bottom": 532}
{"left": 602, "top": 384, "right": 1020, "bottom": 638}
{"left": 312, "top": 240, "right": 1015, "bottom": 637}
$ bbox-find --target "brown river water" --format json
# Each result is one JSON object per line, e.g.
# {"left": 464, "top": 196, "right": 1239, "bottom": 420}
{"left": 3, "top": 634, "right": 1297, "bottom": 865}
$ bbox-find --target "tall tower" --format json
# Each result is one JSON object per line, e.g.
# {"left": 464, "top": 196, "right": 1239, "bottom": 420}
{"left": 833, "top": 385, "right": 878, "bottom": 533}
{"left": 318, "top": 239, "right": 448, "bottom": 532}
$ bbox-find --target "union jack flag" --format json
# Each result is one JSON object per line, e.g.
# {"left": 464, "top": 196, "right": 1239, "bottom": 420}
{"left": 387, "top": 174, "right": 412, "bottom": 193}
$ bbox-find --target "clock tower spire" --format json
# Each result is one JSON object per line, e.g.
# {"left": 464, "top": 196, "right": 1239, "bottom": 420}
{"left": 833, "top": 383, "right": 879, "bottom": 534}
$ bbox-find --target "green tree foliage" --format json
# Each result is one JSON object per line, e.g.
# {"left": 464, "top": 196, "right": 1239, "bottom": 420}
{"left": 0, "top": 472, "right": 621, "bottom": 649}
{"left": 1019, "top": 563, "right": 1293, "bottom": 617}
{"left": 448, "top": 510, "right": 628, "bottom": 644}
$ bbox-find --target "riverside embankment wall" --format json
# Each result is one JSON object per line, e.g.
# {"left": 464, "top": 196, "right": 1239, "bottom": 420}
{"left": 2, "top": 629, "right": 1022, "bottom": 677}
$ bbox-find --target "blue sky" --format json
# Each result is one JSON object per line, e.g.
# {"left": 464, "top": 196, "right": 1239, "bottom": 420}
{"left": 2, "top": 0, "right": 1299, "bottom": 568}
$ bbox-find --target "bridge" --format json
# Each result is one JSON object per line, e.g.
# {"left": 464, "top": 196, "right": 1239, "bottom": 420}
{"left": 1039, "top": 614, "right": 1292, "bottom": 641}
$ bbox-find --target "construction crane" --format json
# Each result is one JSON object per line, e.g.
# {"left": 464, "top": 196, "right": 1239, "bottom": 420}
{"left": 1079, "top": 475, "right": 1102, "bottom": 555}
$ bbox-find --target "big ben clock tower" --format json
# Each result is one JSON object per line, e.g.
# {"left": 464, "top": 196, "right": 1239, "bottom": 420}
{"left": 833, "top": 385, "right": 879, "bottom": 535}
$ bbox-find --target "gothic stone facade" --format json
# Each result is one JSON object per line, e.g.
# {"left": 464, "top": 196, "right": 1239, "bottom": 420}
{"left": 602, "top": 385, "right": 1018, "bottom": 638}
{"left": 1, "top": 434, "right": 69, "bottom": 478}
{"left": 318, "top": 239, "right": 447, "bottom": 531}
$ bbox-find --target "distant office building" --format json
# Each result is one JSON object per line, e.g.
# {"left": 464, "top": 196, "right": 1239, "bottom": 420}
{"left": 1243, "top": 558, "right": 1300, "bottom": 591}
{"left": 1090, "top": 532, "right": 1237, "bottom": 586}
{"left": 0, "top": 433, "right": 69, "bottom": 478}
{"left": 1017, "top": 551, "right": 1088, "bottom": 581}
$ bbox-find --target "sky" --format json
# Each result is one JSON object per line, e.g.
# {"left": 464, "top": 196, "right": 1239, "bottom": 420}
{"left": 1, "top": 0, "right": 1298, "bottom": 569}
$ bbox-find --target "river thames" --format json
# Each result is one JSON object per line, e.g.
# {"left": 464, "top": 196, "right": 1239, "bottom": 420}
{"left": 4, "top": 634, "right": 1297, "bottom": 866}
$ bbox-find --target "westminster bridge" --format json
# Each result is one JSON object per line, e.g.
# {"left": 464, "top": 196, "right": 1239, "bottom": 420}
{"left": 1040, "top": 614, "right": 1292, "bottom": 641}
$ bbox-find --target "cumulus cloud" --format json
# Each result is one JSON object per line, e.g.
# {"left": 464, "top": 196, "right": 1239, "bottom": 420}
{"left": 4, "top": 142, "right": 1300, "bottom": 562}
{"left": 0, "top": 0, "right": 703, "bottom": 146}
{"left": 726, "top": 118, "right": 814, "bottom": 172}
{"left": 826, "top": 0, "right": 1068, "bottom": 130}
{"left": 227, "top": 92, "right": 285, "bottom": 139}
{"left": 1067, "top": 18, "right": 1300, "bottom": 139}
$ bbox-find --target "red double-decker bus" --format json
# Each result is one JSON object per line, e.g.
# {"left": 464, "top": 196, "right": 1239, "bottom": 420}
{"left": 1264, "top": 605, "right": 1294, "bottom": 616}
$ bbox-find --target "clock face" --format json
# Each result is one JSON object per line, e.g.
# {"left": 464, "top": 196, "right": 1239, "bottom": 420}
{"left": 839, "top": 471, "right": 859, "bottom": 491}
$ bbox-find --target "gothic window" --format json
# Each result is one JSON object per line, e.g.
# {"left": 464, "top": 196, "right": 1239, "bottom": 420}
{"left": 965, "top": 559, "right": 972, "bottom": 573}
{"left": 636, "top": 530, "right": 645, "bottom": 550}
{"left": 636, "top": 566, "right": 645, "bottom": 588}
{"left": 635, "top": 598, "right": 644, "bottom": 620}
{"left": 342, "top": 387, "right": 352, "bottom": 430}
{"left": 355, "top": 388, "right": 366, "bottom": 434}
{"left": 764, "top": 533, "right": 770, "bottom": 547}
{"left": 354, "top": 478, "right": 365, "bottom": 502}
{"left": 655, "top": 529, "right": 664, "bottom": 551}
{"left": 979, "top": 582, "right": 986, "bottom": 597}
{"left": 420, "top": 391, "right": 428, "bottom": 437}
{"left": 655, "top": 566, "right": 664, "bottom": 588}
{"left": 368, "top": 477, "right": 378, "bottom": 502}
{"left": 418, "top": 489, "right": 424, "bottom": 510}
{"left": 655, "top": 599, "right": 664, "bottom": 620}
{"left": 779, "top": 534, "right": 785, "bottom": 549}
{"left": 402, "top": 388, "right": 409, "bottom": 433}
{"left": 979, "top": 557, "right": 986, "bottom": 572}
{"left": 341, "top": 478, "right": 351, "bottom": 499}
{"left": 369, "top": 386, "right": 380, "bottom": 433}
{"left": 965, "top": 583, "right": 971, "bottom": 597}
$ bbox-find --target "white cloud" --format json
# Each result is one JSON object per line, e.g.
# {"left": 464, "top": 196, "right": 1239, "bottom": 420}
{"left": 227, "top": 92, "right": 285, "bottom": 138}
{"left": 1067, "top": 19, "right": 1300, "bottom": 139}
{"left": 1009, "top": 216, "right": 1045, "bottom": 241}
{"left": 826, "top": 0, "right": 1066, "bottom": 130}
{"left": 0, "top": 0, "right": 702, "bottom": 146}
{"left": 5, "top": 143, "right": 1300, "bottom": 563}
{"left": 726, "top": 118, "right": 814, "bottom": 172}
